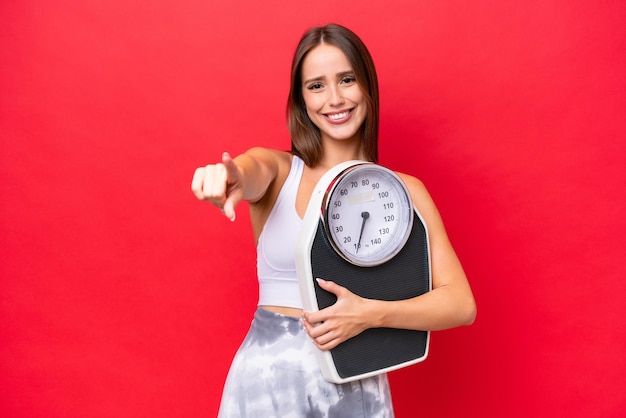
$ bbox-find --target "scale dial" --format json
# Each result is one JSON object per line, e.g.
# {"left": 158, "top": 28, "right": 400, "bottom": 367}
{"left": 323, "top": 163, "right": 414, "bottom": 267}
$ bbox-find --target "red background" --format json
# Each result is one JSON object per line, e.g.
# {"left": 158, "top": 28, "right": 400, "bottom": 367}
{"left": 1, "top": 1, "right": 625, "bottom": 417}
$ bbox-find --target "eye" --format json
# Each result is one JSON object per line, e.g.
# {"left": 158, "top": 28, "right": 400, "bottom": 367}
{"left": 340, "top": 75, "right": 356, "bottom": 85}
{"left": 307, "top": 82, "right": 324, "bottom": 91}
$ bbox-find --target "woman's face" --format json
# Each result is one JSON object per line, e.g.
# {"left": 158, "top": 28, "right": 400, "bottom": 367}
{"left": 300, "top": 44, "right": 367, "bottom": 144}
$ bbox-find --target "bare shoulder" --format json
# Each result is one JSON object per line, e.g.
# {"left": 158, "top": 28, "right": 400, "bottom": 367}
{"left": 236, "top": 147, "right": 293, "bottom": 190}
{"left": 395, "top": 172, "right": 431, "bottom": 204}
{"left": 395, "top": 171, "right": 443, "bottom": 227}
{"left": 262, "top": 148, "right": 294, "bottom": 186}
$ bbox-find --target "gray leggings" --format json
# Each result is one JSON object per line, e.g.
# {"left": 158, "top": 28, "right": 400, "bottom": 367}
{"left": 218, "top": 307, "right": 395, "bottom": 418}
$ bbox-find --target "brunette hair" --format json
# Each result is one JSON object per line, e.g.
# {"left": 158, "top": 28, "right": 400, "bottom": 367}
{"left": 287, "top": 24, "right": 379, "bottom": 166}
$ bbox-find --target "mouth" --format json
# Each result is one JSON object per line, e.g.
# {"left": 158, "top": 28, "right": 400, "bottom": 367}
{"left": 324, "top": 109, "right": 353, "bottom": 123}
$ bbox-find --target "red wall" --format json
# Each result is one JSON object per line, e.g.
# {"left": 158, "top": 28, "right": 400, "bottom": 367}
{"left": 1, "top": 1, "right": 625, "bottom": 417}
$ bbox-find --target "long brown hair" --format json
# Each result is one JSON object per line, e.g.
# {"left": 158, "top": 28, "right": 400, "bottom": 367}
{"left": 287, "top": 24, "right": 379, "bottom": 167}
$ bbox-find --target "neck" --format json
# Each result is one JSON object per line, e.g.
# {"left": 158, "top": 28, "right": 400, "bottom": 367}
{"left": 318, "top": 138, "right": 366, "bottom": 170}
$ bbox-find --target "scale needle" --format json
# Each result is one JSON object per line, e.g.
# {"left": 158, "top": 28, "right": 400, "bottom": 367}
{"left": 355, "top": 211, "right": 370, "bottom": 254}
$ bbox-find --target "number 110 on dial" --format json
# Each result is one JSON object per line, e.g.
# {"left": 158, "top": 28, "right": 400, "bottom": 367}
{"left": 323, "top": 164, "right": 414, "bottom": 267}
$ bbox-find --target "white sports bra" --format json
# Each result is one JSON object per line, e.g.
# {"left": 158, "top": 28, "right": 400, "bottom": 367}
{"left": 256, "top": 155, "right": 304, "bottom": 309}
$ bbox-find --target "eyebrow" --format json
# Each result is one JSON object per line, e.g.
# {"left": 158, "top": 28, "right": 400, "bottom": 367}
{"left": 303, "top": 70, "right": 355, "bottom": 85}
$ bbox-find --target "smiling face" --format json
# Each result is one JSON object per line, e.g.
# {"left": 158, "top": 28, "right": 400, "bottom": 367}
{"left": 300, "top": 44, "right": 367, "bottom": 146}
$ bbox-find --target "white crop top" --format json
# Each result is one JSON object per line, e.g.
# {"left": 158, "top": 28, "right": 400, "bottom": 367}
{"left": 257, "top": 155, "right": 304, "bottom": 309}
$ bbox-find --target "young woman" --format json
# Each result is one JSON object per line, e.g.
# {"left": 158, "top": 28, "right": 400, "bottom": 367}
{"left": 191, "top": 23, "right": 476, "bottom": 418}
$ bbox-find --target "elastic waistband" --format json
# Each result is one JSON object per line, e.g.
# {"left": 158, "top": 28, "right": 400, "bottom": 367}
{"left": 252, "top": 306, "right": 304, "bottom": 334}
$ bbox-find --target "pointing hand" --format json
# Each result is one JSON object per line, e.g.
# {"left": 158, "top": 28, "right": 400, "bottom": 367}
{"left": 191, "top": 152, "right": 243, "bottom": 221}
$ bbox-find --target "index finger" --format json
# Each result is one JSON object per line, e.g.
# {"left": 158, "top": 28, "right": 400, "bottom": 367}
{"left": 221, "top": 152, "right": 240, "bottom": 183}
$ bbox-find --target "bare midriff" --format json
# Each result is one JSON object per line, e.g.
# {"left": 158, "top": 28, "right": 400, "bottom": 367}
{"left": 261, "top": 305, "right": 303, "bottom": 318}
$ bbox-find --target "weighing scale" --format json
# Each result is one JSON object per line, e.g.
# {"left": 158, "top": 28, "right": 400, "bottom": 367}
{"left": 295, "top": 160, "right": 432, "bottom": 383}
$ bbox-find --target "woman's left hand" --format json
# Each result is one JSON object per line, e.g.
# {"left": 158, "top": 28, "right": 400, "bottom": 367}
{"left": 301, "top": 278, "right": 375, "bottom": 351}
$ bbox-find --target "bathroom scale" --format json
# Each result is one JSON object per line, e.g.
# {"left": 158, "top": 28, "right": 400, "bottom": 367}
{"left": 295, "top": 160, "right": 432, "bottom": 383}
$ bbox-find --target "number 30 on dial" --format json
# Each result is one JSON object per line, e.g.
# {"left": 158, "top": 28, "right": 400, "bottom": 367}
{"left": 323, "top": 163, "right": 414, "bottom": 267}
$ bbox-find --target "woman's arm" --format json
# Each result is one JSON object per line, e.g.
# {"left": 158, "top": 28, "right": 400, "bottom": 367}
{"left": 191, "top": 147, "right": 286, "bottom": 221}
{"left": 302, "top": 175, "right": 476, "bottom": 351}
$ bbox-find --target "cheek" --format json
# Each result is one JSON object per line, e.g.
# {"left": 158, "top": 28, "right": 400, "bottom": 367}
{"left": 306, "top": 108, "right": 323, "bottom": 130}
{"left": 303, "top": 99, "right": 325, "bottom": 127}
{"left": 302, "top": 93, "right": 322, "bottom": 114}
{"left": 353, "top": 92, "right": 369, "bottom": 120}
{"left": 350, "top": 89, "right": 366, "bottom": 107}
{"left": 301, "top": 96, "right": 319, "bottom": 126}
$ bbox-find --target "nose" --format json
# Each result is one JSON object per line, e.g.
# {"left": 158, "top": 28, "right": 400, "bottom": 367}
{"left": 328, "top": 85, "right": 345, "bottom": 106}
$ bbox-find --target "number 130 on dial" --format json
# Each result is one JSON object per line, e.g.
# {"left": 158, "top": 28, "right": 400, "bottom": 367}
{"left": 323, "top": 164, "right": 414, "bottom": 267}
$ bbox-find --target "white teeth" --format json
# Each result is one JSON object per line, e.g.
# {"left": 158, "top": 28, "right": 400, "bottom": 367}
{"left": 327, "top": 111, "right": 350, "bottom": 120}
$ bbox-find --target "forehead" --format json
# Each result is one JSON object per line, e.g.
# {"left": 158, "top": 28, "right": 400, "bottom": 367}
{"left": 301, "top": 44, "right": 352, "bottom": 79}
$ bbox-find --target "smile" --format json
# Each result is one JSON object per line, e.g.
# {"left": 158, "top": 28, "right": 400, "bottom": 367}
{"left": 325, "top": 109, "right": 352, "bottom": 122}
